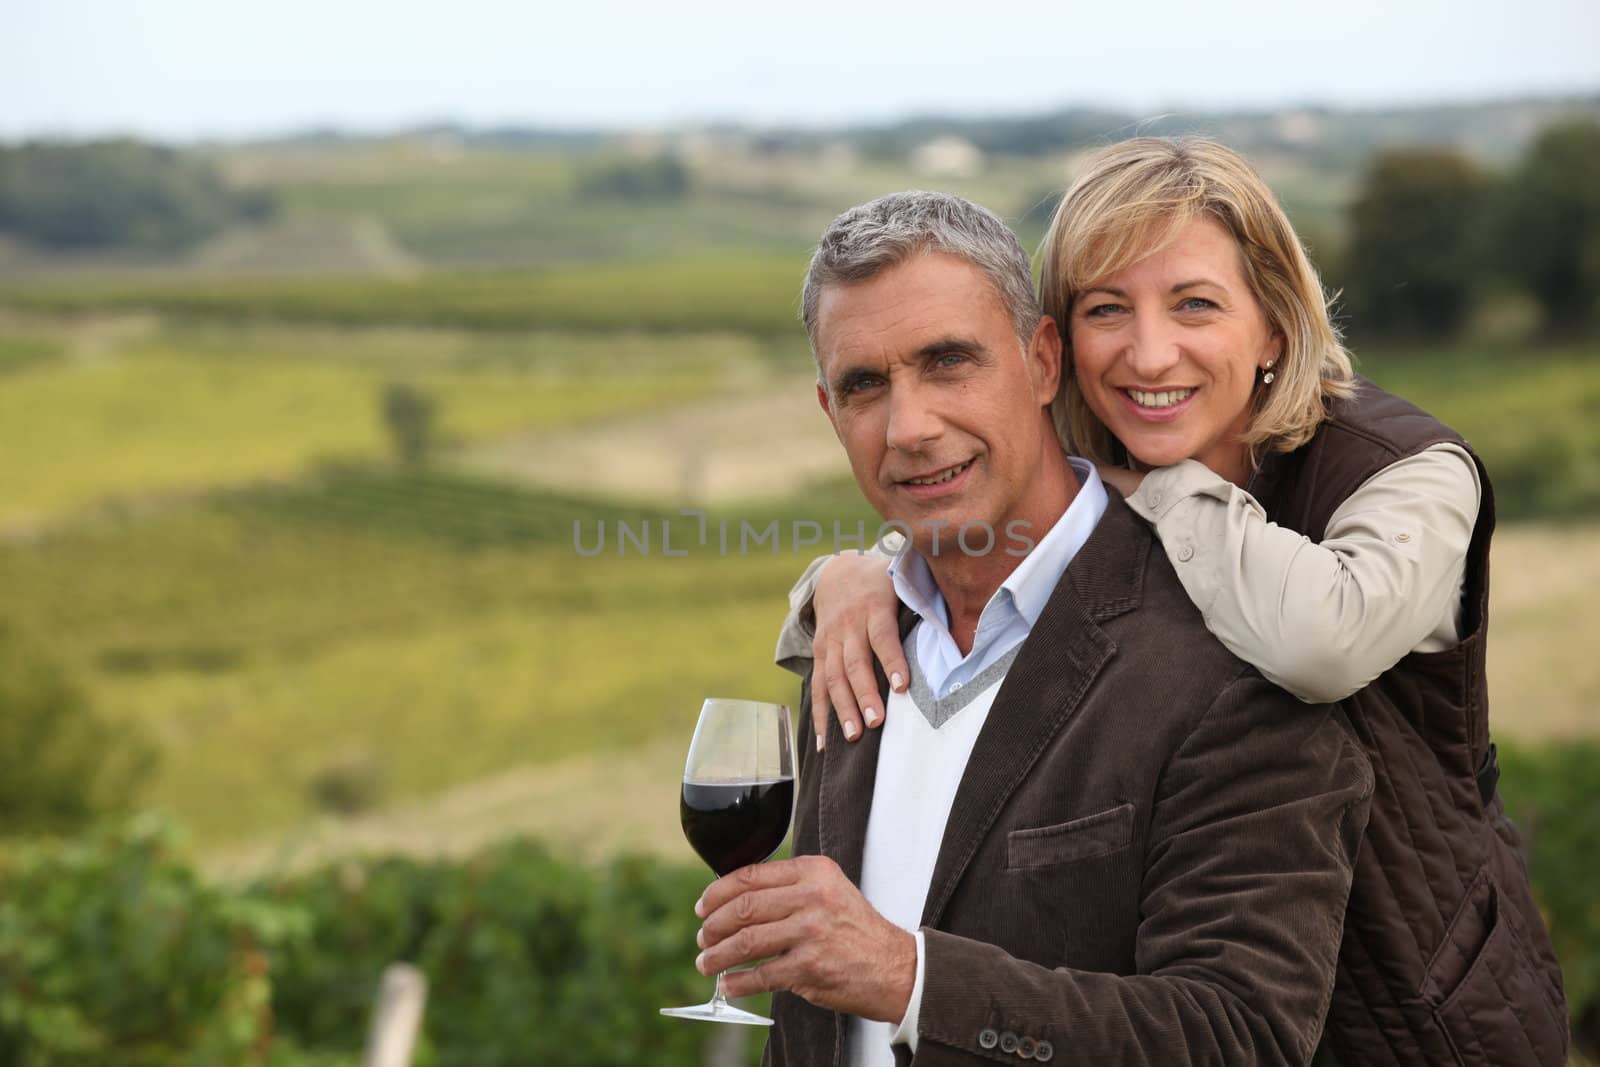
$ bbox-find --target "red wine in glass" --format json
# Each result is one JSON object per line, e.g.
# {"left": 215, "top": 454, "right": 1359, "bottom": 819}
{"left": 661, "top": 699, "right": 794, "bottom": 1027}
{"left": 682, "top": 778, "right": 796, "bottom": 876}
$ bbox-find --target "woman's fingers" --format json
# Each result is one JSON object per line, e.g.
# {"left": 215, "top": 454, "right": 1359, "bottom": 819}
{"left": 865, "top": 603, "right": 910, "bottom": 700}
{"left": 811, "top": 550, "right": 901, "bottom": 745}
{"left": 837, "top": 633, "right": 880, "bottom": 731}
{"left": 818, "top": 640, "right": 864, "bottom": 744}
{"left": 810, "top": 677, "right": 830, "bottom": 751}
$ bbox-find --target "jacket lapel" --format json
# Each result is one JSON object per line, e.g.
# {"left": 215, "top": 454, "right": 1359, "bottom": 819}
{"left": 919, "top": 495, "right": 1149, "bottom": 928}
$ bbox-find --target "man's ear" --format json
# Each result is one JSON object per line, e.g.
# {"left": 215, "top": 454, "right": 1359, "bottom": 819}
{"left": 816, "top": 380, "right": 843, "bottom": 442}
{"left": 1027, "top": 315, "right": 1064, "bottom": 405}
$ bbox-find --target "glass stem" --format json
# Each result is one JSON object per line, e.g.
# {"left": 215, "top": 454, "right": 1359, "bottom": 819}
{"left": 711, "top": 970, "right": 729, "bottom": 1012}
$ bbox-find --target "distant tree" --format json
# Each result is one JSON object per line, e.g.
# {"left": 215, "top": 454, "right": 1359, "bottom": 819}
{"left": 0, "top": 139, "right": 274, "bottom": 252}
{"left": 1496, "top": 120, "right": 1600, "bottom": 335}
{"left": 1343, "top": 149, "right": 1491, "bottom": 337}
{"left": 382, "top": 382, "right": 437, "bottom": 467}
{"left": 0, "top": 624, "right": 151, "bottom": 836}
{"left": 575, "top": 154, "right": 689, "bottom": 201}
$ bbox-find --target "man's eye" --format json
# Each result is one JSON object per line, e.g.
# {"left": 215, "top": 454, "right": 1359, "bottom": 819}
{"left": 935, "top": 353, "right": 967, "bottom": 368}
{"left": 845, "top": 376, "right": 880, "bottom": 394}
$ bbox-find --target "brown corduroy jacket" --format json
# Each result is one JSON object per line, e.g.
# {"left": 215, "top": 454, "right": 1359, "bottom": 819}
{"left": 763, "top": 493, "right": 1375, "bottom": 1066}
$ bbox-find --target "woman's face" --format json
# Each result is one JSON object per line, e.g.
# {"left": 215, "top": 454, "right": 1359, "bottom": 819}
{"left": 1068, "top": 217, "right": 1283, "bottom": 485}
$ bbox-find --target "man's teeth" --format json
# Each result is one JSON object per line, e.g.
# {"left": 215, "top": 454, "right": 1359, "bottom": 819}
{"left": 1128, "top": 388, "right": 1195, "bottom": 409}
{"left": 907, "top": 459, "right": 972, "bottom": 486}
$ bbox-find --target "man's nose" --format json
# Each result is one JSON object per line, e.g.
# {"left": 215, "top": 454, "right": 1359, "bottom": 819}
{"left": 885, "top": 382, "right": 943, "bottom": 453}
{"left": 1124, "top": 315, "right": 1182, "bottom": 380}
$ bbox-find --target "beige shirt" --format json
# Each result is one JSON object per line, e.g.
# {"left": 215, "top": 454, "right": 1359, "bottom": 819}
{"left": 773, "top": 443, "right": 1481, "bottom": 703}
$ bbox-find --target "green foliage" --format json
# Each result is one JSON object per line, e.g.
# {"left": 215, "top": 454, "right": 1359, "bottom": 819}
{"left": 575, "top": 154, "right": 690, "bottom": 201}
{"left": 265, "top": 842, "right": 728, "bottom": 1066}
{"left": 380, "top": 382, "right": 437, "bottom": 467}
{"left": 1359, "top": 344, "right": 1600, "bottom": 521}
{"left": 0, "top": 625, "right": 151, "bottom": 837}
{"left": 1498, "top": 741, "right": 1600, "bottom": 1057}
{"left": 0, "top": 821, "right": 744, "bottom": 1066}
{"left": 1495, "top": 120, "right": 1600, "bottom": 335}
{"left": 3, "top": 743, "right": 1595, "bottom": 1067}
{"left": 0, "top": 141, "right": 273, "bottom": 252}
{"left": 1342, "top": 148, "right": 1492, "bottom": 337}
{"left": 0, "top": 816, "right": 306, "bottom": 1067}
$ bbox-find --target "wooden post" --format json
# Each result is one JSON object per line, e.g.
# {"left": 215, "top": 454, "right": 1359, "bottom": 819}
{"left": 363, "top": 963, "right": 428, "bottom": 1067}
{"left": 705, "top": 1020, "right": 748, "bottom": 1067}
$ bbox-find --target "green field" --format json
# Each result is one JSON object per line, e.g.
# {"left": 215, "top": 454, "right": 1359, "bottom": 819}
{"left": 0, "top": 462, "right": 879, "bottom": 843}
{"left": 3, "top": 136, "right": 1598, "bottom": 859}
{"left": 0, "top": 257, "right": 809, "bottom": 334}
{"left": 0, "top": 317, "right": 775, "bottom": 525}
{"left": 1360, "top": 344, "right": 1600, "bottom": 518}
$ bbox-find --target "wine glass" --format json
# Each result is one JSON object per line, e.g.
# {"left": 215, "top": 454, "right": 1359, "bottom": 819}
{"left": 661, "top": 698, "right": 795, "bottom": 1026}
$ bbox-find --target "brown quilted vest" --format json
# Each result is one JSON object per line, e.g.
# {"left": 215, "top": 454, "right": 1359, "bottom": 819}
{"left": 1248, "top": 377, "right": 1569, "bottom": 1065}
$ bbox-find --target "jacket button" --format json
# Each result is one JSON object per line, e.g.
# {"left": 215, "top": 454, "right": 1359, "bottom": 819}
{"left": 1018, "top": 1036, "right": 1038, "bottom": 1058}
{"left": 1000, "top": 1031, "right": 1019, "bottom": 1053}
{"left": 1176, "top": 542, "right": 1195, "bottom": 562}
{"left": 978, "top": 1028, "right": 999, "bottom": 1049}
{"left": 1035, "top": 1039, "right": 1054, "bottom": 1061}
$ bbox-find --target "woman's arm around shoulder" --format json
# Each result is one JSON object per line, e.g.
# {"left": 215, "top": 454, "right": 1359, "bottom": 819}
{"left": 1122, "top": 444, "right": 1481, "bottom": 702}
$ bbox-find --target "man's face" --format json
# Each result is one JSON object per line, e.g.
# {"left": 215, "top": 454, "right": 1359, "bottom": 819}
{"left": 814, "top": 252, "right": 1061, "bottom": 558}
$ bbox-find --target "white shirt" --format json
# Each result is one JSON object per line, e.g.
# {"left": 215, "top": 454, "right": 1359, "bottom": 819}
{"left": 850, "top": 458, "right": 1108, "bottom": 1065}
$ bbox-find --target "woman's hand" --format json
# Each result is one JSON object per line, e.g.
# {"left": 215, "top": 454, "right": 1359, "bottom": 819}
{"left": 811, "top": 552, "right": 906, "bottom": 750}
{"left": 1096, "top": 464, "right": 1147, "bottom": 499}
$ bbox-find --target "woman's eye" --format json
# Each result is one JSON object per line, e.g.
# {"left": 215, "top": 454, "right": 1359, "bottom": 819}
{"left": 1084, "top": 303, "right": 1123, "bottom": 317}
{"left": 1179, "top": 296, "right": 1216, "bottom": 311}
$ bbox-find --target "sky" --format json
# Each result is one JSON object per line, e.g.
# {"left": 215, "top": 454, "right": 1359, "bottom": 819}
{"left": 5, "top": 0, "right": 1598, "bottom": 140}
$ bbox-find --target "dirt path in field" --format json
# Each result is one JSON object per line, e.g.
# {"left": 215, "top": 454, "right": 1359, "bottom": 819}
{"left": 459, "top": 370, "right": 850, "bottom": 504}
{"left": 203, "top": 736, "right": 692, "bottom": 881}
{"left": 1484, "top": 522, "right": 1600, "bottom": 739}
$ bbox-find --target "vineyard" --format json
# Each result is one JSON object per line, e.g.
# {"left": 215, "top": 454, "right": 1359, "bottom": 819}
{"left": 4, "top": 125, "right": 1600, "bottom": 1063}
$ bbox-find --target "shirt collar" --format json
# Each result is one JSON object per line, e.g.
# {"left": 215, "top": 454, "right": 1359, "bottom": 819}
{"left": 1003, "top": 457, "right": 1106, "bottom": 627}
{"left": 887, "top": 457, "right": 1106, "bottom": 631}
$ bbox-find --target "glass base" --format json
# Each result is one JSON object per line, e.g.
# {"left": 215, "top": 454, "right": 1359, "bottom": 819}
{"left": 660, "top": 998, "right": 773, "bottom": 1026}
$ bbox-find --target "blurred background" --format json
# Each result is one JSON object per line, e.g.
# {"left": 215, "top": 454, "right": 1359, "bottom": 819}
{"left": 2, "top": 1, "right": 1598, "bottom": 1064}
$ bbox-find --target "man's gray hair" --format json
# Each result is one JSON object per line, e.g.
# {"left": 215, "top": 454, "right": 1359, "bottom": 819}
{"left": 800, "top": 191, "right": 1042, "bottom": 359}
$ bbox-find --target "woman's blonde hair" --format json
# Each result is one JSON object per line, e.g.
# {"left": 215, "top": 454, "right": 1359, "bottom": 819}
{"left": 1039, "top": 137, "right": 1354, "bottom": 468}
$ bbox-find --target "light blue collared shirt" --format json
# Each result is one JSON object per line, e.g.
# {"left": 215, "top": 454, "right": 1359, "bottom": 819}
{"left": 887, "top": 457, "right": 1108, "bottom": 701}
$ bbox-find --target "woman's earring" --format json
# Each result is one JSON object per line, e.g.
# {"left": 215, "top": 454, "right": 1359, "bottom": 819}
{"left": 1261, "top": 360, "right": 1276, "bottom": 385}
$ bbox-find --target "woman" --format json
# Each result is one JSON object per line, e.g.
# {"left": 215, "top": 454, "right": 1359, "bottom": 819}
{"left": 776, "top": 138, "right": 1568, "bottom": 1064}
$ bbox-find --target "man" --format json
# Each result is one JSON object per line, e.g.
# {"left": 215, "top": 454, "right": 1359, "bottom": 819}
{"left": 691, "top": 192, "right": 1373, "bottom": 1065}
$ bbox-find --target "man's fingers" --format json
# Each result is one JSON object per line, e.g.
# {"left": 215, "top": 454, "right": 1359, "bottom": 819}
{"left": 695, "top": 857, "right": 816, "bottom": 918}
{"left": 698, "top": 883, "right": 812, "bottom": 949}
{"left": 695, "top": 918, "right": 796, "bottom": 977}
{"left": 866, "top": 611, "right": 911, "bottom": 698}
{"left": 715, "top": 956, "right": 788, "bottom": 998}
